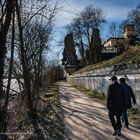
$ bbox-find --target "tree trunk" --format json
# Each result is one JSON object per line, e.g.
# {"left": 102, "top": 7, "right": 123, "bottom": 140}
{"left": 16, "top": 2, "right": 33, "bottom": 111}
{"left": 0, "top": 0, "right": 16, "bottom": 133}
{"left": 0, "top": 0, "right": 16, "bottom": 97}
{"left": 80, "top": 39, "right": 86, "bottom": 65}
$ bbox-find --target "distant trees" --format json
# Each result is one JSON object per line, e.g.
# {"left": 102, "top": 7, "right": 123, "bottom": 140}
{"left": 43, "top": 64, "right": 64, "bottom": 87}
{"left": 64, "top": 5, "right": 105, "bottom": 66}
{"left": 107, "top": 22, "right": 119, "bottom": 38}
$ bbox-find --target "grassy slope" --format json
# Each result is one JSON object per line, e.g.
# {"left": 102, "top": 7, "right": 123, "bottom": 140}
{"left": 73, "top": 46, "right": 140, "bottom": 74}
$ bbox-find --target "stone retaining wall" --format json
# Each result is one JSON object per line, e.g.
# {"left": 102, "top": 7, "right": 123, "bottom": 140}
{"left": 67, "top": 63, "right": 140, "bottom": 107}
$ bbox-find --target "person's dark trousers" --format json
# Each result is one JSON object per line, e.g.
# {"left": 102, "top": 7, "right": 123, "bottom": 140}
{"left": 109, "top": 112, "right": 122, "bottom": 131}
{"left": 122, "top": 109, "right": 129, "bottom": 126}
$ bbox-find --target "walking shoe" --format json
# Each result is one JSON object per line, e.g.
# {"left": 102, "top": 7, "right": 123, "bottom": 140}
{"left": 121, "top": 116, "right": 124, "bottom": 122}
{"left": 112, "top": 131, "right": 117, "bottom": 136}
{"left": 125, "top": 125, "right": 129, "bottom": 129}
{"left": 117, "top": 130, "right": 121, "bottom": 136}
{"left": 112, "top": 130, "right": 119, "bottom": 136}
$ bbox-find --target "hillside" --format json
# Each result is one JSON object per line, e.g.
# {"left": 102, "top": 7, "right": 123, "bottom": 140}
{"left": 73, "top": 46, "right": 140, "bottom": 74}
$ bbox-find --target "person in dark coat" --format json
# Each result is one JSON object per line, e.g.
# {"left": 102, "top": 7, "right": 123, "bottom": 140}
{"left": 107, "top": 76, "right": 125, "bottom": 136}
{"left": 119, "top": 77, "right": 136, "bottom": 129}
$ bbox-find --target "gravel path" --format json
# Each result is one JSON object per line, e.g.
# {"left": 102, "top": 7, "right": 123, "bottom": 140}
{"left": 58, "top": 82, "right": 140, "bottom": 140}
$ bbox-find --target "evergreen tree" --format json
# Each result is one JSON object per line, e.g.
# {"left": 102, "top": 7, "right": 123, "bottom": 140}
{"left": 88, "top": 29, "right": 102, "bottom": 64}
{"left": 62, "top": 33, "right": 78, "bottom": 66}
{"left": 79, "top": 39, "right": 86, "bottom": 65}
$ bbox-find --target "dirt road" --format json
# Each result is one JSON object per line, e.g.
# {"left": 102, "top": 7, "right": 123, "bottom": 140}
{"left": 58, "top": 82, "right": 140, "bottom": 140}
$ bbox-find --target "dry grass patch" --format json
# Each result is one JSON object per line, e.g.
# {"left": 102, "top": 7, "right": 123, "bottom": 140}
{"left": 73, "top": 84, "right": 106, "bottom": 100}
{"left": 38, "top": 84, "right": 64, "bottom": 140}
{"left": 128, "top": 108, "right": 140, "bottom": 128}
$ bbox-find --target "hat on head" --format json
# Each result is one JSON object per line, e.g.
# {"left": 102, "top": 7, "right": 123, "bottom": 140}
{"left": 110, "top": 75, "right": 117, "bottom": 81}
{"left": 119, "top": 77, "right": 125, "bottom": 83}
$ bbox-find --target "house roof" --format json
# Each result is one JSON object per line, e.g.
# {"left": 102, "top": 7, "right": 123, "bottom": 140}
{"left": 103, "top": 37, "right": 125, "bottom": 45}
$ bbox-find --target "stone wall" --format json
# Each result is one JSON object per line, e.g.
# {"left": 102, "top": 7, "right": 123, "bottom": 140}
{"left": 67, "top": 63, "right": 140, "bottom": 107}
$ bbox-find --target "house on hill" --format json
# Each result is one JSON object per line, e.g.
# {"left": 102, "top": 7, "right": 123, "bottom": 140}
{"left": 103, "top": 24, "right": 136, "bottom": 48}
{"left": 103, "top": 37, "right": 125, "bottom": 48}
{"left": 102, "top": 24, "right": 138, "bottom": 60}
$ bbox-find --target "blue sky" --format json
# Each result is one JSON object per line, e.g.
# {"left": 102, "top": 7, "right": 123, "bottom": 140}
{"left": 55, "top": 0, "right": 139, "bottom": 35}
{"left": 49, "top": 0, "right": 140, "bottom": 61}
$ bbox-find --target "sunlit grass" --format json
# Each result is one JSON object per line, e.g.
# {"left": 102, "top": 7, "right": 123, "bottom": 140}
{"left": 73, "top": 84, "right": 106, "bottom": 100}
{"left": 73, "top": 46, "right": 140, "bottom": 74}
{"left": 128, "top": 108, "right": 140, "bottom": 128}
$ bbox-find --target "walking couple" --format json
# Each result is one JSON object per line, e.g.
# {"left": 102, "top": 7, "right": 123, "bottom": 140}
{"left": 107, "top": 75, "right": 136, "bottom": 136}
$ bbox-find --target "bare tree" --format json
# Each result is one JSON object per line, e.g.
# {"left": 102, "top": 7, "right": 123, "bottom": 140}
{"left": 0, "top": 0, "right": 16, "bottom": 102}
{"left": 66, "top": 5, "right": 105, "bottom": 65}
{"left": 128, "top": 3, "right": 140, "bottom": 36}
{"left": 80, "top": 5, "right": 105, "bottom": 44}
{"left": 14, "top": 0, "right": 61, "bottom": 139}
{"left": 0, "top": 0, "right": 16, "bottom": 133}
{"left": 15, "top": 0, "right": 60, "bottom": 109}
{"left": 107, "top": 22, "right": 118, "bottom": 38}
{"left": 0, "top": 0, "right": 62, "bottom": 137}
{"left": 67, "top": 17, "right": 86, "bottom": 65}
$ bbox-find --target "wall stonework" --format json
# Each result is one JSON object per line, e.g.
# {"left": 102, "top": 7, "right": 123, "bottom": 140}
{"left": 67, "top": 64, "right": 140, "bottom": 107}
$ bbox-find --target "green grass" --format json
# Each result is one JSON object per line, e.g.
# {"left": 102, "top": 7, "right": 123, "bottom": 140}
{"left": 73, "top": 46, "right": 140, "bottom": 74}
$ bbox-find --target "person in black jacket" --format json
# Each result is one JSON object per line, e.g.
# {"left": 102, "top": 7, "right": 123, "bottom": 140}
{"left": 107, "top": 76, "right": 125, "bottom": 136}
{"left": 119, "top": 77, "right": 136, "bottom": 129}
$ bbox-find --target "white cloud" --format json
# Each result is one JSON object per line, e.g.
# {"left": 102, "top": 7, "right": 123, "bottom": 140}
{"left": 56, "top": 1, "right": 84, "bottom": 27}
{"left": 55, "top": 0, "right": 139, "bottom": 27}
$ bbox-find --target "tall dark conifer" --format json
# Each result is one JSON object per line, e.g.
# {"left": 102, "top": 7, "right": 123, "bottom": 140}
{"left": 62, "top": 33, "right": 78, "bottom": 66}
{"left": 89, "top": 29, "right": 102, "bottom": 64}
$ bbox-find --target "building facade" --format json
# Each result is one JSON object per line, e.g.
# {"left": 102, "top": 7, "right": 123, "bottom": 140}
{"left": 103, "top": 24, "right": 136, "bottom": 48}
